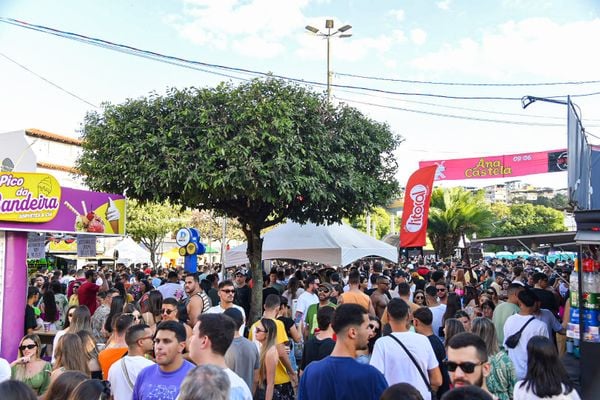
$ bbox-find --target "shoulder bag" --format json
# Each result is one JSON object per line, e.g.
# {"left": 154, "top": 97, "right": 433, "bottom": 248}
{"left": 505, "top": 316, "right": 535, "bottom": 349}
{"left": 387, "top": 333, "right": 433, "bottom": 395}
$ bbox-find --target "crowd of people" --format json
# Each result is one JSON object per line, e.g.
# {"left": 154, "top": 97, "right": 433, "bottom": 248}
{"left": 0, "top": 255, "right": 583, "bottom": 399}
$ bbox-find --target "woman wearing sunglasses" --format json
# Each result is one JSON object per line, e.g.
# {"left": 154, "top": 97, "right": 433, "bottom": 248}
{"left": 11, "top": 334, "right": 52, "bottom": 395}
{"left": 413, "top": 290, "right": 426, "bottom": 307}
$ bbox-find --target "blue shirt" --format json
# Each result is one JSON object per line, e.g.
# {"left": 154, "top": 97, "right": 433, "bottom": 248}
{"left": 298, "top": 356, "right": 388, "bottom": 400}
{"left": 133, "top": 360, "right": 194, "bottom": 400}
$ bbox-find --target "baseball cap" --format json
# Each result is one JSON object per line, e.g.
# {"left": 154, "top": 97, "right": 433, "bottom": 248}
{"left": 394, "top": 270, "right": 408, "bottom": 278}
{"left": 318, "top": 282, "right": 334, "bottom": 292}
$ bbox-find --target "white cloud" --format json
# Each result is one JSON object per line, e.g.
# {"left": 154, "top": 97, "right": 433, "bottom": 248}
{"left": 388, "top": 9, "right": 405, "bottom": 21}
{"left": 392, "top": 29, "right": 408, "bottom": 43}
{"left": 436, "top": 0, "right": 452, "bottom": 10}
{"left": 166, "top": 0, "right": 310, "bottom": 58}
{"left": 410, "top": 18, "right": 600, "bottom": 80}
{"left": 410, "top": 28, "right": 427, "bottom": 45}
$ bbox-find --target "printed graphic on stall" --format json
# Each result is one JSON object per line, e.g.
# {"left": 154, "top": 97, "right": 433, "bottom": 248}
{"left": 0, "top": 172, "right": 61, "bottom": 222}
{"left": 0, "top": 172, "right": 126, "bottom": 235}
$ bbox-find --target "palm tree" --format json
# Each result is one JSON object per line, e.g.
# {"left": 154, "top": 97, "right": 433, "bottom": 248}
{"left": 427, "top": 187, "right": 494, "bottom": 260}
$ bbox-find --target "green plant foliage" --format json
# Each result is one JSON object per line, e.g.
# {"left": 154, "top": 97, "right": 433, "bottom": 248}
{"left": 427, "top": 187, "right": 494, "bottom": 259}
{"left": 490, "top": 203, "right": 566, "bottom": 236}
{"left": 347, "top": 207, "right": 392, "bottom": 239}
{"left": 77, "top": 78, "right": 401, "bottom": 322}
{"left": 126, "top": 199, "right": 190, "bottom": 267}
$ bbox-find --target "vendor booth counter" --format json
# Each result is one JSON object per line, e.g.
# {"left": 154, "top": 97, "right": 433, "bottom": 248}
{"left": 0, "top": 172, "right": 125, "bottom": 361}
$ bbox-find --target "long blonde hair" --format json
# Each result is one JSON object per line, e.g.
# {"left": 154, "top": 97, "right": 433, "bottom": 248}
{"left": 14, "top": 334, "right": 43, "bottom": 380}
{"left": 54, "top": 333, "right": 90, "bottom": 376}
{"left": 257, "top": 318, "right": 278, "bottom": 386}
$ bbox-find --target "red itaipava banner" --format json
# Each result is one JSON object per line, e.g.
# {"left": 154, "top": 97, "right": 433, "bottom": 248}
{"left": 400, "top": 165, "right": 437, "bottom": 248}
{"left": 419, "top": 149, "right": 567, "bottom": 181}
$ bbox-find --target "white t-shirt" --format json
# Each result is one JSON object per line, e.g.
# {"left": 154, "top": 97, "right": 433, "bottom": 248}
{"left": 52, "top": 329, "right": 67, "bottom": 363}
{"left": 108, "top": 355, "right": 155, "bottom": 400}
{"left": 296, "top": 291, "right": 318, "bottom": 317}
{"left": 429, "top": 304, "right": 447, "bottom": 339}
{"left": 513, "top": 381, "right": 581, "bottom": 400}
{"left": 0, "top": 358, "right": 10, "bottom": 382}
{"left": 504, "top": 314, "right": 549, "bottom": 380}
{"left": 370, "top": 332, "right": 439, "bottom": 400}
{"left": 224, "top": 368, "right": 253, "bottom": 400}
{"left": 205, "top": 304, "right": 246, "bottom": 336}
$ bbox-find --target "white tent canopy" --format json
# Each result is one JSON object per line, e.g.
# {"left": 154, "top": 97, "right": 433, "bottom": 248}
{"left": 225, "top": 221, "right": 398, "bottom": 267}
{"left": 103, "top": 236, "right": 152, "bottom": 265}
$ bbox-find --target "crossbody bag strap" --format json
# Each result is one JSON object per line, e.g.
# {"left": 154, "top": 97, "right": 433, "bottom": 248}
{"left": 518, "top": 316, "right": 536, "bottom": 335}
{"left": 387, "top": 333, "right": 431, "bottom": 392}
{"left": 120, "top": 358, "right": 135, "bottom": 391}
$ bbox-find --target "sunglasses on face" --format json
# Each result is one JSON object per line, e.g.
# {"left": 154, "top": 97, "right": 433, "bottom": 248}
{"left": 318, "top": 288, "right": 330, "bottom": 293}
{"left": 444, "top": 360, "right": 483, "bottom": 373}
{"left": 221, "top": 289, "right": 235, "bottom": 294}
{"left": 437, "top": 288, "right": 447, "bottom": 292}
{"left": 161, "top": 309, "right": 175, "bottom": 315}
{"left": 414, "top": 296, "right": 424, "bottom": 300}
{"left": 368, "top": 324, "right": 379, "bottom": 330}
{"left": 19, "top": 344, "right": 37, "bottom": 351}
{"left": 256, "top": 328, "right": 268, "bottom": 334}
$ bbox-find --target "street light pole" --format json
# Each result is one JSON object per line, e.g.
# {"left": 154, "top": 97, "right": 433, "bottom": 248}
{"left": 305, "top": 19, "right": 352, "bottom": 102}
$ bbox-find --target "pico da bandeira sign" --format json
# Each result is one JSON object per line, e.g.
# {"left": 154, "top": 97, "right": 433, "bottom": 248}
{"left": 0, "top": 172, "right": 61, "bottom": 222}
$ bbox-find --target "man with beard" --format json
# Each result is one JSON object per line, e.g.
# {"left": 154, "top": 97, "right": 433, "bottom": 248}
{"left": 446, "top": 332, "right": 494, "bottom": 397}
{"left": 304, "top": 283, "right": 336, "bottom": 339}
{"left": 298, "top": 304, "right": 387, "bottom": 400}
{"left": 184, "top": 273, "right": 211, "bottom": 327}
{"left": 133, "top": 321, "right": 194, "bottom": 400}
{"left": 370, "top": 276, "right": 392, "bottom": 319}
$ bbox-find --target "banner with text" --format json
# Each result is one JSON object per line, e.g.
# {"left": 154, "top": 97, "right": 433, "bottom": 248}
{"left": 0, "top": 172, "right": 125, "bottom": 235}
{"left": 400, "top": 165, "right": 437, "bottom": 248}
{"left": 419, "top": 149, "right": 567, "bottom": 181}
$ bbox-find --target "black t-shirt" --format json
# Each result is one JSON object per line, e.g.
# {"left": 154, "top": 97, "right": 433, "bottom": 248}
{"left": 262, "top": 287, "right": 280, "bottom": 305}
{"left": 300, "top": 336, "right": 335, "bottom": 371}
{"left": 532, "top": 288, "right": 559, "bottom": 316}
{"left": 278, "top": 316, "right": 295, "bottom": 337}
{"left": 234, "top": 285, "right": 252, "bottom": 318}
{"left": 25, "top": 304, "right": 37, "bottom": 335}
{"left": 428, "top": 334, "right": 451, "bottom": 398}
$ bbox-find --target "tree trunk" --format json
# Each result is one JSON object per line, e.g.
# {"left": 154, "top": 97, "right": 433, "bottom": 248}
{"left": 245, "top": 225, "right": 264, "bottom": 325}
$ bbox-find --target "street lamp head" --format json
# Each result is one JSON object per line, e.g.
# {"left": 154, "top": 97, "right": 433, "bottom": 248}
{"left": 521, "top": 96, "right": 537, "bottom": 109}
{"left": 338, "top": 24, "right": 352, "bottom": 33}
{"left": 305, "top": 25, "right": 319, "bottom": 34}
{"left": 339, "top": 34, "right": 352, "bottom": 38}
{"left": 325, "top": 19, "right": 334, "bottom": 29}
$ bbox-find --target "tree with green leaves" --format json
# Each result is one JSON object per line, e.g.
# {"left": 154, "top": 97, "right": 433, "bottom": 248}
{"left": 126, "top": 199, "right": 190, "bottom": 267}
{"left": 77, "top": 78, "right": 401, "bottom": 323}
{"left": 347, "top": 207, "right": 392, "bottom": 239}
{"left": 427, "top": 187, "right": 494, "bottom": 259}
{"left": 490, "top": 203, "right": 566, "bottom": 236}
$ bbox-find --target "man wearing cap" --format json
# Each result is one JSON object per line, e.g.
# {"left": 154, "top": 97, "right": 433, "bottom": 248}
{"left": 234, "top": 269, "right": 251, "bottom": 320}
{"left": 390, "top": 270, "right": 408, "bottom": 299}
{"left": 370, "top": 276, "right": 392, "bottom": 319}
{"left": 304, "top": 283, "right": 337, "bottom": 339}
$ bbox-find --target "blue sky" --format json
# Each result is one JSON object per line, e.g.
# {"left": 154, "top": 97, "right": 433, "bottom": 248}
{"left": 1, "top": 0, "right": 599, "bottom": 189}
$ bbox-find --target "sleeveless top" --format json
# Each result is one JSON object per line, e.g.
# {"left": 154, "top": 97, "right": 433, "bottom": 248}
{"left": 197, "top": 291, "right": 212, "bottom": 313}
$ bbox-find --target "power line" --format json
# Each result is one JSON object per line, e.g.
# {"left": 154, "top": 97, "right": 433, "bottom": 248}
{"left": 334, "top": 88, "right": 593, "bottom": 121}
{"left": 3, "top": 17, "right": 600, "bottom": 102}
{"left": 336, "top": 71, "right": 600, "bottom": 87}
{"left": 334, "top": 95, "right": 598, "bottom": 127}
{"left": 0, "top": 52, "right": 98, "bottom": 108}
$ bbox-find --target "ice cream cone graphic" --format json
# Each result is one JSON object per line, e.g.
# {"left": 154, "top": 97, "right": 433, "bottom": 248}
{"left": 106, "top": 198, "right": 120, "bottom": 234}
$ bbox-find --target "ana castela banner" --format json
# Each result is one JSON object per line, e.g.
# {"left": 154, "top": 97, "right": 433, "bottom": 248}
{"left": 0, "top": 172, "right": 125, "bottom": 235}
{"left": 419, "top": 149, "right": 567, "bottom": 181}
{"left": 400, "top": 165, "right": 437, "bottom": 248}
